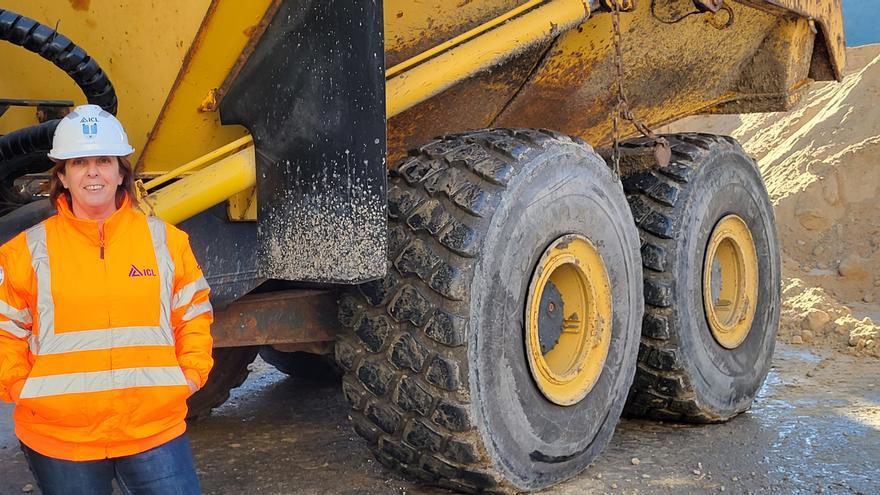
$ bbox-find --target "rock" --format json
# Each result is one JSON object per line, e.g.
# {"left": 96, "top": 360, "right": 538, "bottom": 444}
{"left": 611, "top": 483, "right": 618, "bottom": 489}
{"left": 801, "top": 330, "right": 814, "bottom": 343}
{"left": 835, "top": 322, "right": 852, "bottom": 335}
{"left": 791, "top": 335, "right": 804, "bottom": 345}
{"left": 631, "top": 457, "right": 641, "bottom": 466}
{"left": 866, "top": 339, "right": 875, "bottom": 348}
{"left": 797, "top": 209, "right": 831, "bottom": 231}
{"left": 595, "top": 473, "right": 603, "bottom": 480}
{"left": 848, "top": 335, "right": 861, "bottom": 347}
{"left": 693, "top": 469, "right": 702, "bottom": 475}
{"left": 805, "top": 310, "right": 831, "bottom": 332}
{"left": 838, "top": 255, "right": 869, "bottom": 278}
{"left": 21, "top": 484, "right": 33, "bottom": 493}
{"left": 864, "top": 293, "right": 875, "bottom": 303}
{"left": 813, "top": 245, "right": 825, "bottom": 256}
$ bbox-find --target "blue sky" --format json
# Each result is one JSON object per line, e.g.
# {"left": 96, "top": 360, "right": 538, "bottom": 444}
{"left": 843, "top": 0, "right": 879, "bottom": 46}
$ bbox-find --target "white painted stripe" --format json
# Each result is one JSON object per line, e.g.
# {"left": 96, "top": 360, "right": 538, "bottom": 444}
{"left": 36, "top": 326, "right": 174, "bottom": 355}
{"left": 26, "top": 223, "right": 51, "bottom": 356}
{"left": 172, "top": 277, "right": 210, "bottom": 310}
{"left": 0, "top": 300, "right": 31, "bottom": 325}
{"left": 182, "top": 300, "right": 213, "bottom": 322}
{"left": 19, "top": 366, "right": 187, "bottom": 399}
{"left": 0, "top": 320, "right": 29, "bottom": 339}
{"left": 147, "top": 217, "right": 174, "bottom": 340}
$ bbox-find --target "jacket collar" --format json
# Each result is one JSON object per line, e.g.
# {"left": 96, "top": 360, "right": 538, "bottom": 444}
{"left": 55, "top": 194, "right": 136, "bottom": 246}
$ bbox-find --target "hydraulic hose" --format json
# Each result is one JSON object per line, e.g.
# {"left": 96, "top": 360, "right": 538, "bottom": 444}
{"left": 0, "top": 8, "right": 117, "bottom": 113}
{"left": 0, "top": 8, "right": 119, "bottom": 167}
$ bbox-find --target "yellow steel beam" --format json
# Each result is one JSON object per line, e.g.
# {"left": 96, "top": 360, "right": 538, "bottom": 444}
{"left": 386, "top": 0, "right": 590, "bottom": 118}
{"left": 386, "top": 0, "right": 548, "bottom": 78}
{"left": 139, "top": 145, "right": 256, "bottom": 225}
{"left": 143, "top": 134, "right": 254, "bottom": 190}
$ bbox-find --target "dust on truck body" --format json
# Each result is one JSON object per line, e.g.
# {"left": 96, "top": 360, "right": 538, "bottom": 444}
{"left": 0, "top": 0, "right": 844, "bottom": 492}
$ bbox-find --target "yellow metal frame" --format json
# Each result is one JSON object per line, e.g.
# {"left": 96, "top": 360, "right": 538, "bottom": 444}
{"left": 138, "top": 144, "right": 256, "bottom": 225}
{"left": 702, "top": 215, "right": 759, "bottom": 349}
{"left": 143, "top": 0, "right": 592, "bottom": 222}
{"left": 525, "top": 235, "right": 612, "bottom": 406}
{"left": 136, "top": 0, "right": 276, "bottom": 173}
{"left": 387, "top": 0, "right": 551, "bottom": 78}
{"left": 386, "top": 0, "right": 590, "bottom": 117}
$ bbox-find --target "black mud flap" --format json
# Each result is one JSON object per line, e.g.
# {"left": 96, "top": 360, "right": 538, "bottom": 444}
{"left": 220, "top": 0, "right": 387, "bottom": 284}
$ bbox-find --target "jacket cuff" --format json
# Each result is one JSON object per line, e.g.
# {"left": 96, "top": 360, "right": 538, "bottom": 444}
{"left": 9, "top": 379, "right": 26, "bottom": 403}
{"left": 182, "top": 368, "right": 203, "bottom": 390}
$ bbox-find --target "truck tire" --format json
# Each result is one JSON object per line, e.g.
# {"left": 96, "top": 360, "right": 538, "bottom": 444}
{"left": 186, "top": 346, "right": 259, "bottom": 420}
{"left": 258, "top": 346, "right": 342, "bottom": 382}
{"left": 336, "top": 129, "right": 643, "bottom": 492}
{"left": 620, "top": 133, "right": 780, "bottom": 422}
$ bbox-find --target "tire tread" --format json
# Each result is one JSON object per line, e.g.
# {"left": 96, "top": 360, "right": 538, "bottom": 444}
{"left": 623, "top": 133, "right": 743, "bottom": 423}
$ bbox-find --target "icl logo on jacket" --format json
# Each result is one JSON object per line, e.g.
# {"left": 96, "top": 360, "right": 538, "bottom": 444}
{"left": 128, "top": 264, "right": 157, "bottom": 277}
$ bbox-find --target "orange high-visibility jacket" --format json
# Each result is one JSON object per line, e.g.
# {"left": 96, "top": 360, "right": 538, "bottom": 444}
{"left": 0, "top": 194, "right": 213, "bottom": 461}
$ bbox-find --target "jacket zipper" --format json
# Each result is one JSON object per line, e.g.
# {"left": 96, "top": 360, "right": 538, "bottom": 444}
{"left": 99, "top": 227, "right": 105, "bottom": 259}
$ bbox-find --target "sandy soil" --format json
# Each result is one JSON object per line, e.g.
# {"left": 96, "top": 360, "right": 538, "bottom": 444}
{"left": 664, "top": 44, "right": 880, "bottom": 359}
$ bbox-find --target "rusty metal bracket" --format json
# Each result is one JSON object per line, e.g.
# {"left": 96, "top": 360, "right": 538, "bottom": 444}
{"left": 211, "top": 289, "right": 339, "bottom": 348}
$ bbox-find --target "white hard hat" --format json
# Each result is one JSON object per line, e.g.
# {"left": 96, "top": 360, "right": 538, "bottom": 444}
{"left": 47, "top": 104, "right": 135, "bottom": 161}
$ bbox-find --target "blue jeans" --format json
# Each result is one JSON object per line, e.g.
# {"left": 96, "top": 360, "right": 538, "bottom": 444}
{"left": 21, "top": 434, "right": 201, "bottom": 495}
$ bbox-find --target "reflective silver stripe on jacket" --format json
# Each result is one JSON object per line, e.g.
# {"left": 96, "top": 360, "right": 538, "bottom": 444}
{"left": 0, "top": 300, "right": 31, "bottom": 338}
{"left": 0, "top": 300, "right": 32, "bottom": 325}
{"left": 37, "top": 326, "right": 174, "bottom": 355}
{"left": 25, "top": 223, "right": 51, "bottom": 355}
{"left": 147, "top": 217, "right": 174, "bottom": 339}
{"left": 19, "top": 366, "right": 187, "bottom": 399}
{"left": 172, "top": 276, "right": 209, "bottom": 310}
{"left": 0, "top": 320, "right": 29, "bottom": 339}
{"left": 182, "top": 300, "right": 213, "bottom": 322}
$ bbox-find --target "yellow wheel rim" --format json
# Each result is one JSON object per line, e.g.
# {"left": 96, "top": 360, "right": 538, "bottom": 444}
{"left": 525, "top": 235, "right": 613, "bottom": 406}
{"left": 703, "top": 215, "right": 759, "bottom": 349}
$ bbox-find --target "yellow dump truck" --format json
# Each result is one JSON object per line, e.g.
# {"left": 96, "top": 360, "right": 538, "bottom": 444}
{"left": 0, "top": 0, "right": 844, "bottom": 492}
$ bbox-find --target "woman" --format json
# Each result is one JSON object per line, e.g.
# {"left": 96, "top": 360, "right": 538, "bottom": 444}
{"left": 0, "top": 104, "right": 214, "bottom": 494}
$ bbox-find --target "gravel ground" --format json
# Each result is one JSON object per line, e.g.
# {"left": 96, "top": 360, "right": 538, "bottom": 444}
{"left": 0, "top": 344, "right": 877, "bottom": 494}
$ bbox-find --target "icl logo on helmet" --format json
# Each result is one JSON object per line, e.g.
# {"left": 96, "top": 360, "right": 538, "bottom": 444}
{"left": 80, "top": 116, "right": 99, "bottom": 137}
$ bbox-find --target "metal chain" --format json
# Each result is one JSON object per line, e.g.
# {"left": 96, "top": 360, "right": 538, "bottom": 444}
{"left": 610, "top": 0, "right": 670, "bottom": 175}
{"left": 610, "top": 0, "right": 624, "bottom": 178}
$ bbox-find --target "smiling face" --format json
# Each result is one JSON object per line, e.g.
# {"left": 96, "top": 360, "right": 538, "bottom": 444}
{"left": 58, "top": 156, "right": 123, "bottom": 221}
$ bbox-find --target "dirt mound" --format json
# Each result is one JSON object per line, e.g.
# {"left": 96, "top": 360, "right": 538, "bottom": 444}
{"left": 665, "top": 44, "right": 880, "bottom": 358}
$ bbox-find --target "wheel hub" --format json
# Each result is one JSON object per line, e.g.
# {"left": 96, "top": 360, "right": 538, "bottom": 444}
{"left": 537, "top": 281, "right": 565, "bottom": 354}
{"left": 525, "top": 234, "right": 613, "bottom": 406}
{"left": 703, "top": 215, "right": 759, "bottom": 349}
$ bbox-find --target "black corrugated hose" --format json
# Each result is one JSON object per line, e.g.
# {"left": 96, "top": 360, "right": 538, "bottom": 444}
{"left": 0, "top": 7, "right": 118, "bottom": 178}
